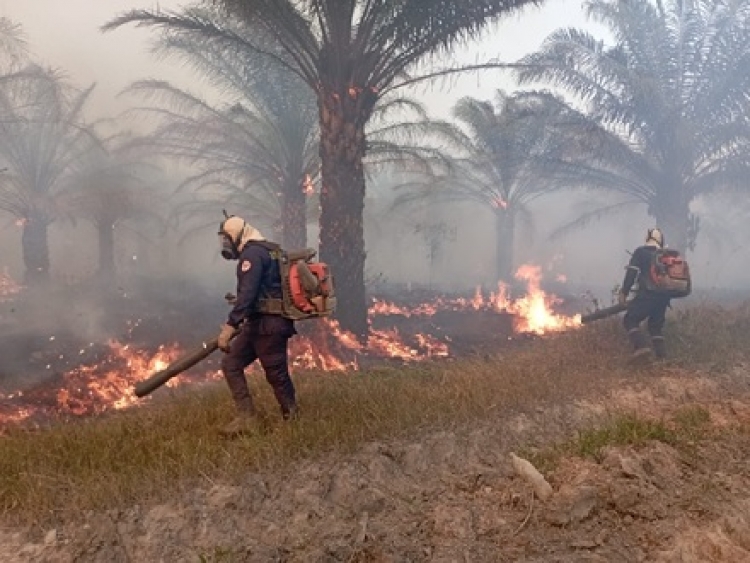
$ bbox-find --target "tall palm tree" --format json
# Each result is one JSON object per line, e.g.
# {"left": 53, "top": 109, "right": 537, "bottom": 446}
{"left": 517, "top": 0, "right": 750, "bottom": 252}
{"left": 105, "top": 0, "right": 543, "bottom": 337}
{"left": 396, "top": 90, "right": 569, "bottom": 283}
{"left": 119, "top": 6, "right": 458, "bottom": 254}
{"left": 0, "top": 67, "right": 99, "bottom": 283}
{"left": 125, "top": 77, "right": 318, "bottom": 250}
{"left": 57, "top": 136, "right": 164, "bottom": 280}
{"left": 451, "top": 91, "right": 569, "bottom": 282}
{"left": 123, "top": 7, "right": 320, "bottom": 250}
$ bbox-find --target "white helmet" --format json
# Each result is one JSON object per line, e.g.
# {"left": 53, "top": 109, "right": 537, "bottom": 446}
{"left": 218, "top": 212, "right": 265, "bottom": 260}
{"left": 645, "top": 228, "right": 664, "bottom": 248}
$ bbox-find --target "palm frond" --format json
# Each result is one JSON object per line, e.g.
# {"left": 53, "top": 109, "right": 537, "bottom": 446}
{"left": 548, "top": 198, "right": 642, "bottom": 240}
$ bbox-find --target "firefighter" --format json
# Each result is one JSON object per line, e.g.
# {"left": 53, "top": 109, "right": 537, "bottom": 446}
{"left": 617, "top": 228, "right": 670, "bottom": 363}
{"left": 217, "top": 214, "right": 298, "bottom": 436}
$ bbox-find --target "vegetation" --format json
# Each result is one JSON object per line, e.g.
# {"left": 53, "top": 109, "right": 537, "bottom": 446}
{"left": 517, "top": 0, "right": 750, "bottom": 251}
{"left": 104, "top": 0, "right": 543, "bottom": 338}
{"left": 1, "top": 304, "right": 747, "bottom": 526}
{"left": 0, "top": 68, "right": 99, "bottom": 283}
{"left": 398, "top": 90, "right": 573, "bottom": 283}
{"left": 120, "top": 6, "right": 319, "bottom": 249}
{"left": 57, "top": 136, "right": 164, "bottom": 279}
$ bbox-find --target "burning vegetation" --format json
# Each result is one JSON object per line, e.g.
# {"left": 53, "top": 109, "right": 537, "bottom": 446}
{"left": 0, "top": 264, "right": 581, "bottom": 428}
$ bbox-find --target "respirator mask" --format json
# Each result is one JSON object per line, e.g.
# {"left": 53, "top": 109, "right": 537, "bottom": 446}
{"left": 218, "top": 211, "right": 244, "bottom": 260}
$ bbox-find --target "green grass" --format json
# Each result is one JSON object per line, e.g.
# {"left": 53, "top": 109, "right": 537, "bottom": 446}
{"left": 571, "top": 413, "right": 679, "bottom": 461}
{"left": 0, "top": 304, "right": 746, "bottom": 525}
{"left": 524, "top": 404, "right": 714, "bottom": 473}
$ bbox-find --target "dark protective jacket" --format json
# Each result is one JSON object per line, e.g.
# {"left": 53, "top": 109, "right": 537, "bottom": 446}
{"left": 622, "top": 245, "right": 660, "bottom": 296}
{"left": 226, "top": 242, "right": 287, "bottom": 329}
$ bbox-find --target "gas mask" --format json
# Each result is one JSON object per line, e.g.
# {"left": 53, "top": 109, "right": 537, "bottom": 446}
{"left": 218, "top": 211, "right": 244, "bottom": 260}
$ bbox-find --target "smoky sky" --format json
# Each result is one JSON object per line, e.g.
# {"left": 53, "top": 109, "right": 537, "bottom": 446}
{"left": 0, "top": 0, "right": 604, "bottom": 121}
{"left": 1, "top": 2, "right": 746, "bottom": 294}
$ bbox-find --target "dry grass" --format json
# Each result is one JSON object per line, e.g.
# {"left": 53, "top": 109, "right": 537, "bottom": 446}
{"left": 0, "top": 304, "right": 747, "bottom": 526}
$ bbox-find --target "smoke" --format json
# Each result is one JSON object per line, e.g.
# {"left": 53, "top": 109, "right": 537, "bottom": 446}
{"left": 1, "top": 0, "right": 749, "bottom": 392}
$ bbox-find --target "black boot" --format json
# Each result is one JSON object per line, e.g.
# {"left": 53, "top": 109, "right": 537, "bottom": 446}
{"left": 220, "top": 396, "right": 260, "bottom": 437}
{"left": 282, "top": 403, "right": 299, "bottom": 421}
{"left": 627, "top": 329, "right": 653, "bottom": 365}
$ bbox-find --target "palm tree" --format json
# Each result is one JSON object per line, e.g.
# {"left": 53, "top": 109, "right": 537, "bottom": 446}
{"left": 119, "top": 6, "right": 458, "bottom": 253}
{"left": 0, "top": 17, "right": 28, "bottom": 65}
{"left": 396, "top": 90, "right": 568, "bottom": 283}
{"left": 121, "top": 8, "right": 320, "bottom": 250}
{"left": 57, "top": 136, "right": 164, "bottom": 280}
{"left": 517, "top": 0, "right": 750, "bottom": 252}
{"left": 105, "top": 0, "right": 543, "bottom": 337}
{"left": 452, "top": 91, "right": 569, "bottom": 282}
{"left": 0, "top": 67, "right": 99, "bottom": 283}
{"left": 124, "top": 77, "right": 318, "bottom": 250}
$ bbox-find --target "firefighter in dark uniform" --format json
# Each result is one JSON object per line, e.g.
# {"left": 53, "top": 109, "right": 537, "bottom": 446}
{"left": 618, "top": 228, "right": 670, "bottom": 363}
{"left": 217, "top": 215, "right": 298, "bottom": 436}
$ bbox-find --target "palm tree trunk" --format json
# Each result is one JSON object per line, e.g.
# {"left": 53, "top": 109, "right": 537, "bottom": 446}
{"left": 98, "top": 222, "right": 116, "bottom": 279}
{"left": 21, "top": 213, "right": 50, "bottom": 285}
{"left": 495, "top": 210, "right": 515, "bottom": 283}
{"left": 282, "top": 177, "right": 307, "bottom": 249}
{"left": 652, "top": 188, "right": 691, "bottom": 252}
{"left": 318, "top": 91, "right": 371, "bottom": 340}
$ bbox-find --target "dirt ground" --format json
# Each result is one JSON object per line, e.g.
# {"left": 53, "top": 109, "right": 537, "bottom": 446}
{"left": 2, "top": 364, "right": 750, "bottom": 563}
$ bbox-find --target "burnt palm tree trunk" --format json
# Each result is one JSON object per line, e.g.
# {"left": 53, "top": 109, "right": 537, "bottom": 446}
{"left": 97, "top": 222, "right": 116, "bottom": 279}
{"left": 651, "top": 181, "right": 691, "bottom": 252}
{"left": 282, "top": 176, "right": 307, "bottom": 249}
{"left": 318, "top": 89, "right": 372, "bottom": 339}
{"left": 21, "top": 212, "right": 50, "bottom": 285}
{"left": 495, "top": 209, "right": 515, "bottom": 283}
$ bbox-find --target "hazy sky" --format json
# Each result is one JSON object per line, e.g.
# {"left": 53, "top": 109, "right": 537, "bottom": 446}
{"left": 0, "top": 0, "right": 603, "bottom": 121}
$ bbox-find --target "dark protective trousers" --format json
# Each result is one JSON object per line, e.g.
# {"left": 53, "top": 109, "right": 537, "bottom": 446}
{"left": 220, "top": 316, "right": 296, "bottom": 415}
{"left": 623, "top": 294, "right": 670, "bottom": 358}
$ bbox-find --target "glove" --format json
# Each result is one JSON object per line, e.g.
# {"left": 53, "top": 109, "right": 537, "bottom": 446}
{"left": 218, "top": 323, "right": 235, "bottom": 353}
{"left": 618, "top": 292, "right": 628, "bottom": 306}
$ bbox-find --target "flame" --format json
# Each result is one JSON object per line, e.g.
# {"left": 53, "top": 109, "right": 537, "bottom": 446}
{"left": 491, "top": 196, "right": 509, "bottom": 209}
{"left": 302, "top": 174, "right": 316, "bottom": 195}
{"left": 289, "top": 318, "right": 450, "bottom": 370}
{"left": 368, "top": 263, "right": 580, "bottom": 335}
{"left": 0, "top": 341, "right": 183, "bottom": 426}
{"left": 507, "top": 265, "right": 581, "bottom": 334}
{"left": 0, "top": 262, "right": 579, "bottom": 426}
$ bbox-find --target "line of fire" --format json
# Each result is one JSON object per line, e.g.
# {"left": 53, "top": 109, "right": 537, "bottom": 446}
{"left": 0, "top": 264, "right": 603, "bottom": 427}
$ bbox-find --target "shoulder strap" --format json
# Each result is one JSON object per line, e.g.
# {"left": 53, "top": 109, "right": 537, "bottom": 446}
{"left": 247, "top": 240, "right": 284, "bottom": 260}
{"left": 247, "top": 240, "right": 281, "bottom": 252}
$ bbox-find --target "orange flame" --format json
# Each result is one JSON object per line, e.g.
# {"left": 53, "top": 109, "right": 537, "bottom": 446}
{"left": 0, "top": 262, "right": 578, "bottom": 426}
{"left": 0, "top": 341, "right": 183, "bottom": 425}
{"left": 368, "top": 263, "right": 580, "bottom": 335}
{"left": 507, "top": 265, "right": 581, "bottom": 334}
{"left": 302, "top": 174, "right": 316, "bottom": 195}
